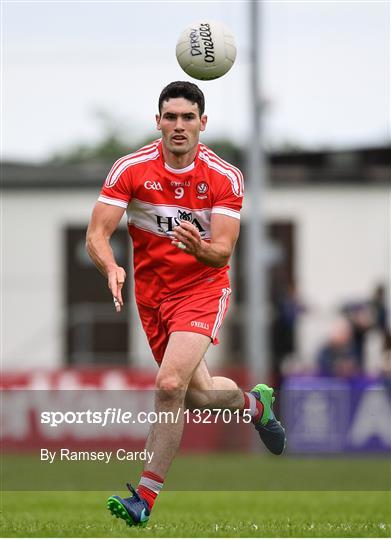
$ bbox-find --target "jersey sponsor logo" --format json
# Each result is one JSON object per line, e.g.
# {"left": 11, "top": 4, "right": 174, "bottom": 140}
{"left": 127, "top": 198, "right": 211, "bottom": 240}
{"left": 144, "top": 180, "right": 163, "bottom": 191}
{"left": 191, "top": 320, "right": 210, "bottom": 330}
{"left": 155, "top": 210, "right": 206, "bottom": 237}
{"left": 178, "top": 210, "right": 193, "bottom": 221}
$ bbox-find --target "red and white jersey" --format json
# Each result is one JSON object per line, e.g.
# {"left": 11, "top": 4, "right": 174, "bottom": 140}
{"left": 99, "top": 139, "right": 244, "bottom": 307}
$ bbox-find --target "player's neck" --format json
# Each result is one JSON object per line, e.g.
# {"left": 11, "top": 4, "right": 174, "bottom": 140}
{"left": 161, "top": 146, "right": 197, "bottom": 170}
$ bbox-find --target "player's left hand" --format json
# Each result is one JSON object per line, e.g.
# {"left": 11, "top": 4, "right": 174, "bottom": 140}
{"left": 172, "top": 220, "right": 203, "bottom": 256}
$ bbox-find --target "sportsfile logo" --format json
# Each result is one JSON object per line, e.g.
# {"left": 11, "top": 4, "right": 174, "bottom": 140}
{"left": 155, "top": 210, "right": 206, "bottom": 237}
{"left": 144, "top": 180, "right": 163, "bottom": 191}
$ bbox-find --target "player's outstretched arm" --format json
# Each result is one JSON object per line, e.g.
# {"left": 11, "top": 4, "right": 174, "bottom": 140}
{"left": 172, "top": 213, "right": 240, "bottom": 268}
{"left": 86, "top": 202, "right": 127, "bottom": 312}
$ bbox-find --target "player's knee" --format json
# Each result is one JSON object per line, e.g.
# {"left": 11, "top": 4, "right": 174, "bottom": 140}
{"left": 155, "top": 374, "right": 186, "bottom": 396}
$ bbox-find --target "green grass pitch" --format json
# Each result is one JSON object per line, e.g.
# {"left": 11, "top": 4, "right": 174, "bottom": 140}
{"left": 2, "top": 490, "right": 390, "bottom": 537}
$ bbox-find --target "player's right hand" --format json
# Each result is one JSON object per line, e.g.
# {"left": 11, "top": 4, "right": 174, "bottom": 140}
{"left": 107, "top": 265, "right": 126, "bottom": 312}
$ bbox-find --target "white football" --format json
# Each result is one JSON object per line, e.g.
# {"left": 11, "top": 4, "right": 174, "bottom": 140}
{"left": 176, "top": 20, "right": 236, "bottom": 81}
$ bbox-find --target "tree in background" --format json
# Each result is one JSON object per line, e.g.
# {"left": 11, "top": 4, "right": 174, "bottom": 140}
{"left": 50, "top": 110, "right": 243, "bottom": 167}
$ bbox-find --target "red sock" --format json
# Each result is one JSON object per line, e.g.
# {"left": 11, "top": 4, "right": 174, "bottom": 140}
{"left": 137, "top": 471, "right": 164, "bottom": 510}
{"left": 243, "top": 391, "right": 264, "bottom": 423}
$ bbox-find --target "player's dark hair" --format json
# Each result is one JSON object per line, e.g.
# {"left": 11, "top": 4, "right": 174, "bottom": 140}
{"left": 158, "top": 81, "right": 205, "bottom": 117}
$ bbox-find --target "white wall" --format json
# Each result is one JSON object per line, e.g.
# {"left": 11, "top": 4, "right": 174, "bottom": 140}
{"left": 3, "top": 189, "right": 100, "bottom": 369}
{"left": 2, "top": 188, "right": 230, "bottom": 370}
{"left": 2, "top": 184, "right": 389, "bottom": 369}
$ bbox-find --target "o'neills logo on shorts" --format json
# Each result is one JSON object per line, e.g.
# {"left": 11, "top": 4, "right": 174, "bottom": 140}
{"left": 191, "top": 321, "right": 210, "bottom": 330}
{"left": 190, "top": 23, "right": 215, "bottom": 63}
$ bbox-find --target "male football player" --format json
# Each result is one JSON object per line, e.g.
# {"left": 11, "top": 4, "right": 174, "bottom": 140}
{"left": 86, "top": 81, "right": 286, "bottom": 527}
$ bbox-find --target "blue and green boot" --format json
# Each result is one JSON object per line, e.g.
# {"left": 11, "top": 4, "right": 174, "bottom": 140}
{"left": 251, "top": 383, "right": 286, "bottom": 455}
{"left": 107, "top": 483, "right": 150, "bottom": 527}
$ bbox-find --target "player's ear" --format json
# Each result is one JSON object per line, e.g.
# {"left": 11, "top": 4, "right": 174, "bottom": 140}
{"left": 155, "top": 114, "right": 161, "bottom": 130}
{"left": 200, "top": 114, "right": 208, "bottom": 132}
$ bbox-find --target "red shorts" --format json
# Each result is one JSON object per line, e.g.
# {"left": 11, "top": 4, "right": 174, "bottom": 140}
{"left": 137, "top": 287, "right": 231, "bottom": 363}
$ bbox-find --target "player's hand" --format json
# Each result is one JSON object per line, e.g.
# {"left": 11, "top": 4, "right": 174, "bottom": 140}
{"left": 172, "top": 220, "right": 203, "bottom": 256}
{"left": 107, "top": 265, "right": 126, "bottom": 312}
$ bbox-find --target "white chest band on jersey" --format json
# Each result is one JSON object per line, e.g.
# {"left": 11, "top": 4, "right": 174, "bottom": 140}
{"left": 126, "top": 198, "right": 212, "bottom": 240}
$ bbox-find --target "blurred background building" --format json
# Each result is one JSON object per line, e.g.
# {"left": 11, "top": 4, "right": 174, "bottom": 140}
{"left": 2, "top": 144, "right": 389, "bottom": 380}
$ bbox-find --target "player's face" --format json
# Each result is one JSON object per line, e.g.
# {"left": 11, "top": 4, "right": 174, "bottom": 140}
{"left": 156, "top": 98, "right": 207, "bottom": 157}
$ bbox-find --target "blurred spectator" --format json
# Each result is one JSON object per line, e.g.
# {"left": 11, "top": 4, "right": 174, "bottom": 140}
{"left": 342, "top": 284, "right": 389, "bottom": 371}
{"left": 271, "top": 282, "right": 306, "bottom": 384}
{"left": 342, "top": 303, "right": 372, "bottom": 368}
{"left": 317, "top": 317, "right": 360, "bottom": 378}
{"left": 381, "top": 331, "right": 391, "bottom": 398}
{"left": 370, "top": 284, "right": 388, "bottom": 335}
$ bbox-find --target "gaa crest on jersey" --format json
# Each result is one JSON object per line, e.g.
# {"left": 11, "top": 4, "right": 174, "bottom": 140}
{"left": 144, "top": 180, "right": 163, "bottom": 191}
{"left": 196, "top": 181, "right": 209, "bottom": 200}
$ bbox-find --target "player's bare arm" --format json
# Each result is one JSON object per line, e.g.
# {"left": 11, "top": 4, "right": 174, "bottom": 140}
{"left": 172, "top": 213, "right": 240, "bottom": 268}
{"left": 86, "top": 201, "right": 127, "bottom": 312}
{"left": 105, "top": 82, "right": 285, "bottom": 528}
